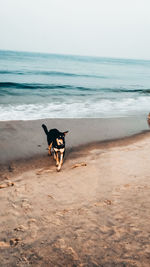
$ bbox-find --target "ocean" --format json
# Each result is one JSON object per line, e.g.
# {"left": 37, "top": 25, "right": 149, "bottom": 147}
{"left": 0, "top": 50, "right": 150, "bottom": 121}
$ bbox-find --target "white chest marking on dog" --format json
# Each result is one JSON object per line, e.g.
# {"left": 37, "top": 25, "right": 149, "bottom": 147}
{"left": 54, "top": 148, "right": 65, "bottom": 153}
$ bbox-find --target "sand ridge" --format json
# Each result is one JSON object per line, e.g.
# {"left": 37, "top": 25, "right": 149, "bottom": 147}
{"left": 0, "top": 135, "right": 150, "bottom": 266}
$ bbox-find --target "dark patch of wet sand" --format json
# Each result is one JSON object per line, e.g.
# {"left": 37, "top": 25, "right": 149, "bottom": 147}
{"left": 0, "top": 116, "right": 150, "bottom": 182}
{"left": 0, "top": 116, "right": 149, "bottom": 164}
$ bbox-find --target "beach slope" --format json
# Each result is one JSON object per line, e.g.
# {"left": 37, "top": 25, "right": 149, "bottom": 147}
{"left": 0, "top": 129, "right": 150, "bottom": 266}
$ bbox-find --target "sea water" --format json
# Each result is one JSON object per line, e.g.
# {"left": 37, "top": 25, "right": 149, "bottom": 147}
{"left": 0, "top": 50, "right": 150, "bottom": 120}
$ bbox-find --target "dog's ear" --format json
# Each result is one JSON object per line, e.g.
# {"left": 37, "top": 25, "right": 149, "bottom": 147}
{"left": 63, "top": 131, "right": 69, "bottom": 136}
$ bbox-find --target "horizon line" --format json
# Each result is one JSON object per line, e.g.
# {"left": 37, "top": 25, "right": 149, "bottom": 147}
{"left": 0, "top": 48, "right": 150, "bottom": 62}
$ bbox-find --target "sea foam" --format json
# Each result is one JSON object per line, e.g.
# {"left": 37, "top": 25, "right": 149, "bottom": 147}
{"left": 0, "top": 50, "right": 150, "bottom": 120}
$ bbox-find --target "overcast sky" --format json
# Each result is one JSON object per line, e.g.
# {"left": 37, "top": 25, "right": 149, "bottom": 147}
{"left": 0, "top": 0, "right": 150, "bottom": 59}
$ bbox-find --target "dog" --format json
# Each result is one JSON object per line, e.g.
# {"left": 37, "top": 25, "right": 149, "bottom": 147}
{"left": 42, "top": 124, "right": 68, "bottom": 171}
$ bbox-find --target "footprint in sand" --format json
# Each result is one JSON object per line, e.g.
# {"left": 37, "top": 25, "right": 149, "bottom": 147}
{"left": 14, "top": 225, "right": 28, "bottom": 232}
{"left": 10, "top": 238, "right": 20, "bottom": 246}
{"left": 43, "top": 215, "right": 62, "bottom": 226}
{"left": 0, "top": 238, "right": 21, "bottom": 248}
{"left": 36, "top": 168, "right": 54, "bottom": 175}
{"left": 21, "top": 199, "right": 32, "bottom": 212}
{"left": 54, "top": 238, "right": 79, "bottom": 261}
{"left": 12, "top": 219, "right": 38, "bottom": 243}
{"left": 94, "top": 199, "right": 112, "bottom": 207}
{"left": 27, "top": 219, "right": 39, "bottom": 239}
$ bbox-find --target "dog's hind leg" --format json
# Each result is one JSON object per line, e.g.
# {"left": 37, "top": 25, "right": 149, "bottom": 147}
{"left": 48, "top": 143, "right": 52, "bottom": 156}
{"left": 53, "top": 151, "right": 56, "bottom": 160}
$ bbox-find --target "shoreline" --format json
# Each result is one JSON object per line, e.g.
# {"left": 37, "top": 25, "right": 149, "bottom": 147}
{"left": 0, "top": 116, "right": 150, "bottom": 180}
{"left": 0, "top": 116, "right": 149, "bottom": 164}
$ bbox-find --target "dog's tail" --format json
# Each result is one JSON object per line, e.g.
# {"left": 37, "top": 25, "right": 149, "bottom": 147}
{"left": 42, "top": 124, "right": 49, "bottom": 135}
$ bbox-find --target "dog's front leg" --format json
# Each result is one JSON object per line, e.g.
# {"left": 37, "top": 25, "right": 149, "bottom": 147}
{"left": 57, "top": 152, "right": 63, "bottom": 172}
{"left": 56, "top": 152, "right": 59, "bottom": 167}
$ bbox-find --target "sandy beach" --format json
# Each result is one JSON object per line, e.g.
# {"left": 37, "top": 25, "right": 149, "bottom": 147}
{"left": 0, "top": 118, "right": 150, "bottom": 266}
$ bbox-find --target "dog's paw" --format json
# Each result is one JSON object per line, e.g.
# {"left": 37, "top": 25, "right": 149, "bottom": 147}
{"left": 57, "top": 165, "right": 61, "bottom": 172}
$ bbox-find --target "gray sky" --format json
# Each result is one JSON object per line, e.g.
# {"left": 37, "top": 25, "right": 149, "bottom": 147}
{"left": 0, "top": 0, "right": 150, "bottom": 59}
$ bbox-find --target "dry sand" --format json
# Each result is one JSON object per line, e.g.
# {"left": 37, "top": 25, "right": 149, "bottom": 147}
{"left": 0, "top": 129, "right": 150, "bottom": 266}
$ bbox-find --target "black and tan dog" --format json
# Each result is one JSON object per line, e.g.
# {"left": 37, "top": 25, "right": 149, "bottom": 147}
{"left": 42, "top": 124, "right": 68, "bottom": 171}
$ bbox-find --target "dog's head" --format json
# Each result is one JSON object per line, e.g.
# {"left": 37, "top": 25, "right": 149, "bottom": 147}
{"left": 56, "top": 131, "right": 69, "bottom": 147}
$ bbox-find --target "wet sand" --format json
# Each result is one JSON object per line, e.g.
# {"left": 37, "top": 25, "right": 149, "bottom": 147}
{"left": 0, "top": 117, "right": 150, "bottom": 266}
{"left": 0, "top": 116, "right": 149, "bottom": 165}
